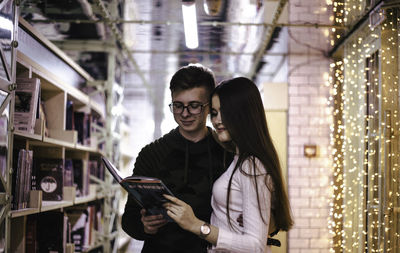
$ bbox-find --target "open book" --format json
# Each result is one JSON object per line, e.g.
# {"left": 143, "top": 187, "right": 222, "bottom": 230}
{"left": 101, "top": 156, "right": 174, "bottom": 221}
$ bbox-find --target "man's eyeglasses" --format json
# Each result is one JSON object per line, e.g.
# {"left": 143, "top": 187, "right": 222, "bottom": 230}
{"left": 169, "top": 102, "right": 209, "bottom": 115}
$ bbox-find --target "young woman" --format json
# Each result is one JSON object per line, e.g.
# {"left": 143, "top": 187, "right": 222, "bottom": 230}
{"left": 164, "top": 77, "right": 293, "bottom": 252}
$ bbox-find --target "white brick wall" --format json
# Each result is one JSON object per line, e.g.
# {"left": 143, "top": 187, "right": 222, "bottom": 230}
{"left": 287, "top": 0, "right": 333, "bottom": 252}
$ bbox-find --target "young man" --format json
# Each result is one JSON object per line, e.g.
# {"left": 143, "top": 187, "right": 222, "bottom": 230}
{"left": 121, "top": 64, "right": 233, "bottom": 253}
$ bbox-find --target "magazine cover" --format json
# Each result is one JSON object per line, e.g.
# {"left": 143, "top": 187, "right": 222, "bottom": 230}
{"left": 101, "top": 156, "right": 174, "bottom": 221}
{"left": 34, "top": 158, "right": 64, "bottom": 201}
{"left": 14, "top": 77, "right": 40, "bottom": 134}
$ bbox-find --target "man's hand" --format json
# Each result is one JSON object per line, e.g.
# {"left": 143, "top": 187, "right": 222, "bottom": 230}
{"left": 141, "top": 209, "right": 168, "bottom": 234}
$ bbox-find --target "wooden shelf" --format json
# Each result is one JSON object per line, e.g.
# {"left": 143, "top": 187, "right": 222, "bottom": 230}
{"left": 13, "top": 130, "right": 42, "bottom": 141}
{"left": 26, "top": 137, "right": 105, "bottom": 156}
{"left": 17, "top": 52, "right": 102, "bottom": 119}
{"left": 10, "top": 208, "right": 40, "bottom": 218}
{"left": 74, "top": 194, "right": 97, "bottom": 205}
{"left": 10, "top": 194, "right": 106, "bottom": 218}
{"left": 75, "top": 185, "right": 99, "bottom": 204}
{"left": 75, "top": 143, "right": 98, "bottom": 153}
{"left": 42, "top": 136, "right": 75, "bottom": 149}
{"left": 10, "top": 184, "right": 105, "bottom": 219}
{"left": 40, "top": 200, "right": 73, "bottom": 212}
{"left": 18, "top": 17, "right": 93, "bottom": 87}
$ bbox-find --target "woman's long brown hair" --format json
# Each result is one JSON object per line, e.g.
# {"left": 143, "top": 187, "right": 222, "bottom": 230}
{"left": 211, "top": 77, "right": 293, "bottom": 231}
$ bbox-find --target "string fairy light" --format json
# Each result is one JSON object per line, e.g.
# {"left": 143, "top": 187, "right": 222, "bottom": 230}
{"left": 329, "top": 1, "right": 399, "bottom": 252}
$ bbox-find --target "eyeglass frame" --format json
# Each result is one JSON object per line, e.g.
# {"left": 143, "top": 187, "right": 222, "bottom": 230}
{"left": 168, "top": 101, "right": 209, "bottom": 115}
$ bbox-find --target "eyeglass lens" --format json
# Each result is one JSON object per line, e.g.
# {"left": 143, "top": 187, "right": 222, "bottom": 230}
{"left": 170, "top": 102, "right": 204, "bottom": 114}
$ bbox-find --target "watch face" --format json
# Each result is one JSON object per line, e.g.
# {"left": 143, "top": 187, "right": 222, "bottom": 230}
{"left": 201, "top": 224, "right": 211, "bottom": 235}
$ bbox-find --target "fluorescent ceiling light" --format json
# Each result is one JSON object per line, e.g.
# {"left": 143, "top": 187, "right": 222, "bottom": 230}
{"left": 182, "top": 3, "right": 199, "bottom": 49}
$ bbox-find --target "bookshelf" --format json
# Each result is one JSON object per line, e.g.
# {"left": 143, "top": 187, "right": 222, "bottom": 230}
{"left": 0, "top": 1, "right": 121, "bottom": 252}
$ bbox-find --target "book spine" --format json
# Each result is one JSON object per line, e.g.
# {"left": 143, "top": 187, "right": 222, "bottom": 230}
{"left": 15, "top": 149, "right": 27, "bottom": 210}
{"left": 23, "top": 150, "right": 33, "bottom": 208}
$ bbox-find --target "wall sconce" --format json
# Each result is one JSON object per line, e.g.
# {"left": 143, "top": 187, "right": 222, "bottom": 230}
{"left": 203, "top": 0, "right": 223, "bottom": 16}
{"left": 304, "top": 144, "right": 318, "bottom": 158}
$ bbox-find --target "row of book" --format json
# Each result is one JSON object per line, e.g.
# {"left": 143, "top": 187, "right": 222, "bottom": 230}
{"left": 66, "top": 100, "right": 104, "bottom": 146}
{"left": 12, "top": 148, "right": 105, "bottom": 210}
{"left": 24, "top": 203, "right": 103, "bottom": 252}
{"left": 13, "top": 149, "right": 33, "bottom": 210}
{"left": 14, "top": 77, "right": 104, "bottom": 147}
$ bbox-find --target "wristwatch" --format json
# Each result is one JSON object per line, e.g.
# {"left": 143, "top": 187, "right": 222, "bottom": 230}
{"left": 199, "top": 222, "right": 211, "bottom": 238}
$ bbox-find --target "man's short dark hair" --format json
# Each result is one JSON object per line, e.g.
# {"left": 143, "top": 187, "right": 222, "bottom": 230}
{"left": 169, "top": 63, "right": 216, "bottom": 97}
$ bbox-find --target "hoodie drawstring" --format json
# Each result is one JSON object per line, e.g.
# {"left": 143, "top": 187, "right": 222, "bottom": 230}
{"left": 207, "top": 137, "right": 213, "bottom": 190}
{"left": 184, "top": 141, "right": 189, "bottom": 184}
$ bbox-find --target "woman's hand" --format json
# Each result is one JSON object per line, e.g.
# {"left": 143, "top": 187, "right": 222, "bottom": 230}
{"left": 164, "top": 195, "right": 219, "bottom": 245}
{"left": 163, "top": 194, "right": 202, "bottom": 234}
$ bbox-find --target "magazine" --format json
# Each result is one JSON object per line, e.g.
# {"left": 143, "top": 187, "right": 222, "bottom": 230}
{"left": 101, "top": 156, "right": 174, "bottom": 221}
{"left": 14, "top": 77, "right": 40, "bottom": 134}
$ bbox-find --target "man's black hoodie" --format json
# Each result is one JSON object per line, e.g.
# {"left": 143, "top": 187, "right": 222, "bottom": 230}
{"left": 121, "top": 127, "right": 233, "bottom": 253}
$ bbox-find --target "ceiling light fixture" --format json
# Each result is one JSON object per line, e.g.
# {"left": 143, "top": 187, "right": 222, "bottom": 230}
{"left": 182, "top": 0, "right": 199, "bottom": 49}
